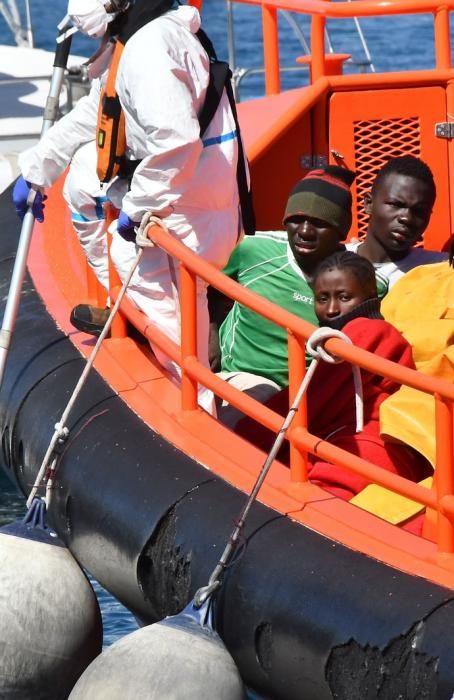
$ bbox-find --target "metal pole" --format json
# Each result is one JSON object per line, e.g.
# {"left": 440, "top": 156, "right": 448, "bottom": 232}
{"left": 24, "top": 0, "right": 34, "bottom": 48}
{"left": 0, "top": 22, "right": 73, "bottom": 386}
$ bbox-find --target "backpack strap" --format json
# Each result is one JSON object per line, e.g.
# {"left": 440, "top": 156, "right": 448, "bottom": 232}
{"left": 198, "top": 60, "right": 230, "bottom": 138}
{"left": 196, "top": 27, "right": 227, "bottom": 137}
{"left": 196, "top": 27, "right": 256, "bottom": 235}
{"left": 224, "top": 77, "right": 256, "bottom": 236}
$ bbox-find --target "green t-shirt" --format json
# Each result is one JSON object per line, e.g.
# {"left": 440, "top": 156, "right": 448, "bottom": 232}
{"left": 219, "top": 231, "right": 318, "bottom": 387}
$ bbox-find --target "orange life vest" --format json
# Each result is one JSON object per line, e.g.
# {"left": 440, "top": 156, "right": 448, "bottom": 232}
{"left": 96, "top": 39, "right": 126, "bottom": 183}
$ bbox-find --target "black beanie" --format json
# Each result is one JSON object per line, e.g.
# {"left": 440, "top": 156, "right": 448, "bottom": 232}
{"left": 283, "top": 165, "right": 356, "bottom": 238}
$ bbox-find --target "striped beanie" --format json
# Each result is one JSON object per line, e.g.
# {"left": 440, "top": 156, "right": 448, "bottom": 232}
{"left": 283, "top": 165, "right": 356, "bottom": 238}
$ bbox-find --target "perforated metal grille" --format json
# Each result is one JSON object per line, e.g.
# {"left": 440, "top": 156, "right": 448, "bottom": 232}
{"left": 353, "top": 117, "right": 421, "bottom": 238}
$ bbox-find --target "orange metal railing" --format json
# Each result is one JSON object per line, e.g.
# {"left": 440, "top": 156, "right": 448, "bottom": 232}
{"left": 103, "top": 222, "right": 454, "bottom": 553}
{"left": 231, "top": 0, "right": 454, "bottom": 94}
{"left": 230, "top": 0, "right": 454, "bottom": 245}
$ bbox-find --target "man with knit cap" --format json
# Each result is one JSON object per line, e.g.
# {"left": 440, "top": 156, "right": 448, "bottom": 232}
{"left": 209, "top": 165, "right": 356, "bottom": 426}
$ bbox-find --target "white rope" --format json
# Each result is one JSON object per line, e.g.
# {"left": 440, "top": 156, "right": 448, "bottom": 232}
{"left": 194, "top": 325, "right": 363, "bottom": 607}
{"left": 306, "top": 326, "right": 364, "bottom": 433}
{"left": 27, "top": 240, "right": 145, "bottom": 509}
{"left": 134, "top": 211, "right": 161, "bottom": 248}
{"left": 44, "top": 456, "right": 58, "bottom": 510}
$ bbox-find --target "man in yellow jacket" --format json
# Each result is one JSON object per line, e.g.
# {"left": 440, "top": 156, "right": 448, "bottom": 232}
{"left": 380, "top": 260, "right": 454, "bottom": 468}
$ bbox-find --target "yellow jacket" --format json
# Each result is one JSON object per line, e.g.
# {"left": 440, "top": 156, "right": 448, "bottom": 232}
{"left": 380, "top": 261, "right": 454, "bottom": 467}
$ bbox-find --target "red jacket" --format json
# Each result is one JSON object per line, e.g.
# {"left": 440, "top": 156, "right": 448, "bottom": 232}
{"left": 236, "top": 317, "right": 430, "bottom": 499}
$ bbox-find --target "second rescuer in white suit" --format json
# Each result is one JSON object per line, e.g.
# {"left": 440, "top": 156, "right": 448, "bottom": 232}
{"left": 17, "top": 0, "right": 118, "bottom": 290}
{"left": 109, "top": 3, "right": 243, "bottom": 413}
{"left": 18, "top": 78, "right": 110, "bottom": 288}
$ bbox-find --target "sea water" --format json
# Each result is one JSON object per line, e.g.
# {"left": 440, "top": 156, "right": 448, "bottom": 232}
{"left": 0, "top": 0, "right": 446, "bottom": 654}
{"left": 0, "top": 0, "right": 442, "bottom": 98}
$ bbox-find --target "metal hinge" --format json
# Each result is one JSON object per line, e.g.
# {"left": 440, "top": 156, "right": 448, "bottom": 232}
{"left": 435, "top": 122, "right": 454, "bottom": 139}
{"left": 300, "top": 154, "right": 328, "bottom": 169}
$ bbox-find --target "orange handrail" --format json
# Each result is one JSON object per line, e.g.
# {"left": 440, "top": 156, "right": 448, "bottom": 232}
{"left": 97, "top": 0, "right": 454, "bottom": 555}
{"left": 230, "top": 0, "right": 454, "bottom": 95}
{"left": 107, "top": 223, "right": 454, "bottom": 554}
{"left": 134, "top": 225, "right": 454, "bottom": 402}
{"left": 236, "top": 0, "right": 454, "bottom": 19}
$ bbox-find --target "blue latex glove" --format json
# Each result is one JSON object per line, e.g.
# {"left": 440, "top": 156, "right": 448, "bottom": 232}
{"left": 12, "top": 176, "right": 47, "bottom": 223}
{"left": 117, "top": 210, "right": 138, "bottom": 242}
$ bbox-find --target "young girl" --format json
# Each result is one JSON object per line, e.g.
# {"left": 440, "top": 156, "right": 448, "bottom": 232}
{"left": 236, "top": 250, "right": 431, "bottom": 499}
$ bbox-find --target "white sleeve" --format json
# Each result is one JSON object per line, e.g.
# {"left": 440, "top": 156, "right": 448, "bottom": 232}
{"left": 18, "top": 79, "right": 101, "bottom": 187}
{"left": 117, "top": 35, "right": 205, "bottom": 222}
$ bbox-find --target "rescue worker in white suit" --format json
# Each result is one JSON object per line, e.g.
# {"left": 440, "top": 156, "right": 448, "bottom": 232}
{"left": 15, "top": 86, "right": 110, "bottom": 289}
{"left": 14, "top": 2, "right": 121, "bottom": 292}
{"left": 13, "top": 0, "right": 248, "bottom": 413}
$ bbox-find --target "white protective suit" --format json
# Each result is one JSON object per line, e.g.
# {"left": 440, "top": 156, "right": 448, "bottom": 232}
{"left": 19, "top": 4, "right": 243, "bottom": 413}
{"left": 109, "top": 4, "right": 242, "bottom": 412}
{"left": 18, "top": 76, "right": 112, "bottom": 289}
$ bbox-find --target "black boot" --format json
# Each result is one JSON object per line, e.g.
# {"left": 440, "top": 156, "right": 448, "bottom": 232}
{"left": 70, "top": 304, "right": 110, "bottom": 337}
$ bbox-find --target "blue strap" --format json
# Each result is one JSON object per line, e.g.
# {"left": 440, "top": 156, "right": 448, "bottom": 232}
{"left": 71, "top": 196, "right": 109, "bottom": 223}
{"left": 202, "top": 129, "right": 237, "bottom": 148}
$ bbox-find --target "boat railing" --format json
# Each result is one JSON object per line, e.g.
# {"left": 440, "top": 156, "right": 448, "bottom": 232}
{"left": 225, "top": 0, "right": 454, "bottom": 249}
{"left": 227, "top": 2, "right": 374, "bottom": 101}
{"left": 97, "top": 221, "right": 454, "bottom": 557}
{"left": 51, "top": 0, "right": 454, "bottom": 562}
{"left": 226, "top": 0, "right": 454, "bottom": 96}
{"left": 0, "top": 0, "right": 33, "bottom": 47}
{"left": 59, "top": 0, "right": 454, "bottom": 562}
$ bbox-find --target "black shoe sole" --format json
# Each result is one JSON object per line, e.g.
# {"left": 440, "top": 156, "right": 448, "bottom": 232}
{"left": 70, "top": 307, "right": 109, "bottom": 338}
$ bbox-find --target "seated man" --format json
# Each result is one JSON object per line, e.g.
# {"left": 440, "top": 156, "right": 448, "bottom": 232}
{"left": 236, "top": 251, "right": 430, "bottom": 500}
{"left": 347, "top": 155, "right": 447, "bottom": 297}
{"left": 209, "top": 165, "right": 356, "bottom": 426}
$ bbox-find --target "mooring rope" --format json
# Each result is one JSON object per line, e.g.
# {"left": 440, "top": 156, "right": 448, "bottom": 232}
{"left": 26, "top": 212, "right": 165, "bottom": 509}
{"left": 193, "top": 325, "right": 364, "bottom": 607}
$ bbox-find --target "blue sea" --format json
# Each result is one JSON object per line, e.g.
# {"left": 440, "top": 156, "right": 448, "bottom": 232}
{"left": 0, "top": 0, "right": 447, "bottom": 654}
{"left": 0, "top": 0, "right": 444, "bottom": 98}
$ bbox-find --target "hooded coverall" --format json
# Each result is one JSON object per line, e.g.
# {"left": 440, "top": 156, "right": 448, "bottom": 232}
{"left": 109, "top": 4, "right": 242, "bottom": 412}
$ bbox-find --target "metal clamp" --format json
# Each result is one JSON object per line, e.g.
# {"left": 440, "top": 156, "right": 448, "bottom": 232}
{"left": 435, "top": 122, "right": 454, "bottom": 139}
{"left": 300, "top": 154, "right": 328, "bottom": 169}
